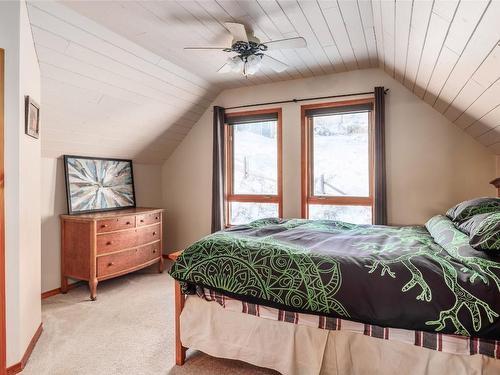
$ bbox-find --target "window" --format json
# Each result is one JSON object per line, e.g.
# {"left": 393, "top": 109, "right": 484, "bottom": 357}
{"left": 301, "top": 99, "right": 374, "bottom": 224}
{"left": 225, "top": 109, "right": 282, "bottom": 226}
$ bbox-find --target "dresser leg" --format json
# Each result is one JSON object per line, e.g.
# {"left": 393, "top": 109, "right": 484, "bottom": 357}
{"left": 89, "top": 278, "right": 98, "bottom": 301}
{"left": 159, "top": 256, "right": 164, "bottom": 273}
{"left": 61, "top": 276, "right": 69, "bottom": 294}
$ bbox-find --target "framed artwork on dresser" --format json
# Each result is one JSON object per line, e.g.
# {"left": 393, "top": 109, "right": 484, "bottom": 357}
{"left": 63, "top": 155, "right": 136, "bottom": 215}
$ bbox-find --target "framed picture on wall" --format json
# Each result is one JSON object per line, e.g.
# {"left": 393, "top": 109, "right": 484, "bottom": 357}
{"left": 25, "top": 95, "right": 40, "bottom": 139}
{"left": 63, "top": 155, "right": 136, "bottom": 215}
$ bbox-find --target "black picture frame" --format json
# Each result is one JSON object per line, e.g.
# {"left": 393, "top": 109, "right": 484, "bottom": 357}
{"left": 63, "top": 154, "right": 136, "bottom": 215}
{"left": 25, "top": 96, "right": 40, "bottom": 139}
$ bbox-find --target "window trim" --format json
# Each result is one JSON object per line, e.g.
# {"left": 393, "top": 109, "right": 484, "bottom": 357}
{"left": 301, "top": 98, "right": 375, "bottom": 221}
{"left": 224, "top": 108, "right": 283, "bottom": 226}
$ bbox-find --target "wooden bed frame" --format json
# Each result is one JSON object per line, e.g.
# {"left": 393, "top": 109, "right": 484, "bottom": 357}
{"left": 167, "top": 251, "right": 187, "bottom": 365}
{"left": 170, "top": 178, "right": 500, "bottom": 367}
{"left": 491, "top": 177, "right": 500, "bottom": 197}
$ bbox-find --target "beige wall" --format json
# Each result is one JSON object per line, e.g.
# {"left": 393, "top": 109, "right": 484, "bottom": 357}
{"left": 40, "top": 158, "right": 164, "bottom": 293}
{"left": 41, "top": 158, "right": 65, "bottom": 295}
{"left": 1, "top": 0, "right": 42, "bottom": 366}
{"left": 162, "top": 69, "right": 497, "bottom": 252}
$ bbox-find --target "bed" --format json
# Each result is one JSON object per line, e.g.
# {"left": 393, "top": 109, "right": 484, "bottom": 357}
{"left": 169, "top": 182, "right": 500, "bottom": 374}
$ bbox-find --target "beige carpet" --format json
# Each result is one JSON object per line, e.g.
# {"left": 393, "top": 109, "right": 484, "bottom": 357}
{"left": 23, "top": 262, "right": 278, "bottom": 375}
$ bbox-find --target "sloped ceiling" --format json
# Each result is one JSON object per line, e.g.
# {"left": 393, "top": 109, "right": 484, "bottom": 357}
{"left": 28, "top": 1, "right": 500, "bottom": 163}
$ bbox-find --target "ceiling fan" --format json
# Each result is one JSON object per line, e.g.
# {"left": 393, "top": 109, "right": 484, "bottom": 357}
{"left": 184, "top": 22, "right": 307, "bottom": 76}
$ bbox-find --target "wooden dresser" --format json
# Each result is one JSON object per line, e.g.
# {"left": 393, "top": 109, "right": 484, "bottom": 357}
{"left": 60, "top": 208, "right": 164, "bottom": 300}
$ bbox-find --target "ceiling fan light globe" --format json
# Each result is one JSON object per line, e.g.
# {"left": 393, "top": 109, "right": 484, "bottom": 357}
{"left": 227, "top": 56, "right": 244, "bottom": 73}
{"left": 244, "top": 63, "right": 257, "bottom": 75}
{"left": 245, "top": 55, "right": 262, "bottom": 75}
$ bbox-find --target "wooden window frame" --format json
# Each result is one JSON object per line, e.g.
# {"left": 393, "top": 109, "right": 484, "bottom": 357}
{"left": 301, "top": 98, "right": 375, "bottom": 221}
{"left": 224, "top": 108, "right": 283, "bottom": 227}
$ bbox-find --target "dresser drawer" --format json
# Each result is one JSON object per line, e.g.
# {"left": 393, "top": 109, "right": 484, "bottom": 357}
{"left": 138, "top": 223, "right": 161, "bottom": 245}
{"left": 141, "top": 241, "right": 162, "bottom": 259}
{"left": 137, "top": 212, "right": 161, "bottom": 227}
{"left": 97, "top": 215, "right": 135, "bottom": 233}
{"left": 97, "top": 242, "right": 160, "bottom": 278}
{"left": 96, "top": 229, "right": 137, "bottom": 254}
{"left": 96, "top": 224, "right": 161, "bottom": 254}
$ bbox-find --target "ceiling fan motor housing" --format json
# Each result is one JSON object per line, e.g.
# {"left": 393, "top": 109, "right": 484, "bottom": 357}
{"left": 225, "top": 40, "right": 268, "bottom": 58}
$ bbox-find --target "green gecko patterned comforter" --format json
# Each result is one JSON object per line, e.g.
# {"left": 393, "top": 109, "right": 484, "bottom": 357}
{"left": 169, "top": 216, "right": 500, "bottom": 339}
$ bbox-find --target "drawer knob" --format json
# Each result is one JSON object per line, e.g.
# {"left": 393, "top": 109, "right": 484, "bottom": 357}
{"left": 140, "top": 219, "right": 144, "bottom": 223}
{"left": 126, "top": 221, "right": 131, "bottom": 225}
{"left": 101, "top": 224, "right": 108, "bottom": 228}
{"left": 153, "top": 232, "right": 156, "bottom": 236}
{"left": 108, "top": 262, "right": 114, "bottom": 267}
{"left": 155, "top": 217, "right": 159, "bottom": 220}
{"left": 106, "top": 241, "right": 113, "bottom": 245}
{"left": 153, "top": 249, "right": 156, "bottom": 253}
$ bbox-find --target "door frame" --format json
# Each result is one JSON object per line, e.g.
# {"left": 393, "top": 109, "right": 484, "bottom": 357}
{"left": 0, "top": 48, "right": 6, "bottom": 375}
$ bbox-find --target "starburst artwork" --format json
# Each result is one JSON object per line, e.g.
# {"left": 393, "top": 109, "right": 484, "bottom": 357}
{"left": 64, "top": 155, "right": 135, "bottom": 214}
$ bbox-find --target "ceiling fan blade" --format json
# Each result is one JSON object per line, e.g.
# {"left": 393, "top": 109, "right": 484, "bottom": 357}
{"left": 184, "top": 47, "right": 228, "bottom": 51}
{"left": 224, "top": 22, "right": 248, "bottom": 42}
{"left": 262, "top": 55, "right": 288, "bottom": 73}
{"left": 263, "top": 37, "right": 307, "bottom": 50}
{"left": 217, "top": 63, "right": 233, "bottom": 73}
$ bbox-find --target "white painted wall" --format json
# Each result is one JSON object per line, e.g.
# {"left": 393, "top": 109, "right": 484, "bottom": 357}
{"left": 162, "top": 69, "right": 497, "bottom": 252}
{"left": 1, "top": 1, "right": 22, "bottom": 365}
{"left": 0, "top": 0, "right": 42, "bottom": 366}
{"left": 40, "top": 158, "right": 164, "bottom": 293}
{"left": 18, "top": 1, "right": 42, "bottom": 364}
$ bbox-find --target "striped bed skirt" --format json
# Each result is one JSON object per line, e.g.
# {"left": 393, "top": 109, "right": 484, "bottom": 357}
{"left": 196, "top": 287, "right": 500, "bottom": 360}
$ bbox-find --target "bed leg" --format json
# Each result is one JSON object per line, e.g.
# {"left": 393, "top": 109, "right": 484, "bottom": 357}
{"left": 174, "top": 280, "right": 187, "bottom": 365}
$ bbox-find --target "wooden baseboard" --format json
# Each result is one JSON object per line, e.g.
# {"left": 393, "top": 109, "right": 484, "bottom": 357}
{"left": 6, "top": 323, "right": 43, "bottom": 375}
{"left": 41, "top": 281, "right": 83, "bottom": 299}
{"left": 5, "top": 363, "right": 21, "bottom": 375}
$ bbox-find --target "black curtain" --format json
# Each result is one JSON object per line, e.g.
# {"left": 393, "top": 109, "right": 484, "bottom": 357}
{"left": 374, "top": 87, "right": 387, "bottom": 225}
{"left": 211, "top": 106, "right": 225, "bottom": 233}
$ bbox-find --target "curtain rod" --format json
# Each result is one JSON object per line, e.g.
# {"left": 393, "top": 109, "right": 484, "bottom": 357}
{"left": 224, "top": 89, "right": 389, "bottom": 110}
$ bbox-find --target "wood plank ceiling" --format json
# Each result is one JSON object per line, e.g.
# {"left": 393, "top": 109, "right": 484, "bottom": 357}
{"left": 28, "top": 1, "right": 500, "bottom": 163}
